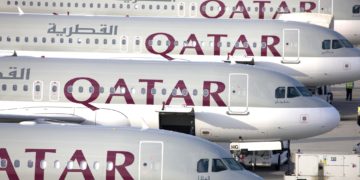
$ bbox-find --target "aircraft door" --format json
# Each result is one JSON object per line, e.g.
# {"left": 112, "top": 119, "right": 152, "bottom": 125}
{"left": 189, "top": 2, "right": 197, "bottom": 17}
{"left": 139, "top": 141, "right": 163, "bottom": 180}
{"left": 319, "top": 0, "right": 333, "bottom": 14}
{"left": 32, "top": 80, "right": 43, "bottom": 101}
{"left": 228, "top": 74, "right": 248, "bottom": 115}
{"left": 178, "top": 2, "right": 186, "bottom": 17}
{"left": 49, "top": 81, "right": 60, "bottom": 101}
{"left": 282, "top": 29, "right": 300, "bottom": 64}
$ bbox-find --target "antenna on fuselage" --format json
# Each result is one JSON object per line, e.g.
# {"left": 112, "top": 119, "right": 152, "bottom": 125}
{"left": 12, "top": 51, "right": 17, "bottom": 57}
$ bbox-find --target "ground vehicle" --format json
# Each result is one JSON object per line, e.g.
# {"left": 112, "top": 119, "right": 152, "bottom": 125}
{"left": 230, "top": 141, "right": 289, "bottom": 170}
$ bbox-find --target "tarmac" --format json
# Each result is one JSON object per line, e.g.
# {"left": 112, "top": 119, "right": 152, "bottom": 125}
{"left": 253, "top": 83, "right": 360, "bottom": 179}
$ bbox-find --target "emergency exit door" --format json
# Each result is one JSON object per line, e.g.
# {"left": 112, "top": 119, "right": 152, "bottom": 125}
{"left": 139, "top": 141, "right": 163, "bottom": 180}
{"left": 228, "top": 74, "right": 248, "bottom": 114}
{"left": 282, "top": 29, "right": 300, "bottom": 64}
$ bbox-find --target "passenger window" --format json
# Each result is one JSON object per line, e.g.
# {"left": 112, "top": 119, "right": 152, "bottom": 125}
{"left": 322, "top": 40, "right": 331, "bottom": 50}
{"left": 275, "top": 87, "right": 285, "bottom": 99}
{"left": 67, "top": 161, "right": 74, "bottom": 170}
{"left": 28, "top": 160, "right": 34, "bottom": 168}
{"left": 13, "top": 85, "right": 17, "bottom": 91}
{"left": 80, "top": 161, "right": 87, "bottom": 170}
{"left": 100, "top": 87, "right": 104, "bottom": 93}
{"left": 93, "top": 161, "right": 100, "bottom": 170}
{"left": 52, "top": 85, "right": 57, "bottom": 92}
{"left": 33, "top": 37, "right": 38, "bottom": 43}
{"left": 110, "top": 87, "right": 115, "bottom": 94}
{"left": 197, "top": 159, "right": 209, "bottom": 173}
{"left": 203, "top": 89, "right": 209, "bottom": 97}
{"left": 40, "top": 160, "right": 47, "bottom": 169}
{"left": 120, "top": 87, "right": 126, "bottom": 94}
{"left": 212, "top": 159, "right": 227, "bottom": 172}
{"left": 1, "top": 159, "right": 7, "bottom": 168}
{"left": 332, "top": 40, "right": 343, "bottom": 49}
{"left": 67, "top": 86, "right": 73, "bottom": 93}
{"left": 112, "top": 39, "right": 116, "bottom": 45}
{"left": 35, "top": 85, "right": 40, "bottom": 92}
{"left": 287, "top": 87, "right": 300, "bottom": 98}
{"left": 23, "top": 85, "right": 28, "bottom": 91}
{"left": 106, "top": 162, "right": 114, "bottom": 171}
{"left": 353, "top": 5, "right": 360, "bottom": 14}
{"left": 14, "top": 160, "right": 20, "bottom": 168}
{"left": 141, "top": 88, "right": 146, "bottom": 95}
{"left": 54, "top": 160, "right": 61, "bottom": 169}
{"left": 2, "top": 84, "right": 7, "bottom": 91}
{"left": 193, "top": 89, "right": 198, "bottom": 96}
{"left": 161, "top": 88, "right": 166, "bottom": 95}
{"left": 181, "top": 89, "right": 188, "bottom": 96}
{"left": 89, "top": 86, "right": 94, "bottom": 93}
{"left": 151, "top": 88, "right": 156, "bottom": 95}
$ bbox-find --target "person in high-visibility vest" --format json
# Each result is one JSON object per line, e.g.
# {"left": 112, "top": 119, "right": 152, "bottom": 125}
{"left": 346, "top": 82, "right": 354, "bottom": 101}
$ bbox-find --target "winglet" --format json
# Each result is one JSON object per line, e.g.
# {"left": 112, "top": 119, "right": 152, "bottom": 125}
{"left": 17, "top": 7, "right": 24, "bottom": 15}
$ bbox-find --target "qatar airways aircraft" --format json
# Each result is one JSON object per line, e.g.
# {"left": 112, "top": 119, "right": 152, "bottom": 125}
{"left": 1, "top": 0, "right": 359, "bottom": 45}
{"left": 0, "top": 14, "right": 359, "bottom": 87}
{"left": 0, "top": 124, "right": 263, "bottom": 180}
{"left": 0, "top": 56, "right": 340, "bottom": 142}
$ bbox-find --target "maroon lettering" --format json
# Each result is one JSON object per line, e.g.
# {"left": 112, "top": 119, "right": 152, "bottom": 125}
{"left": 64, "top": 77, "right": 100, "bottom": 111}
{"left": 25, "top": 149, "right": 56, "bottom": 180}
{"left": 200, "top": 0, "right": 226, "bottom": 18}
{"left": 230, "top": 0, "right": 250, "bottom": 19}
{"left": 106, "top": 79, "right": 135, "bottom": 104}
{"left": 300, "top": 1, "right": 317, "bottom": 12}
{"left": 139, "top": 79, "right": 163, "bottom": 105}
{"left": 0, "top": 148, "right": 19, "bottom": 180}
{"left": 272, "top": 1, "right": 291, "bottom": 19}
{"left": 59, "top": 150, "right": 94, "bottom": 180}
{"left": 165, "top": 80, "right": 194, "bottom": 106}
{"left": 254, "top": 1, "right": 271, "bottom": 19}
{"left": 180, "top": 34, "right": 204, "bottom": 55}
{"left": 261, "top": 35, "right": 281, "bottom": 56}
{"left": 106, "top": 151, "right": 134, "bottom": 180}
{"left": 146, "top": 33, "right": 175, "bottom": 60}
{"left": 202, "top": 81, "right": 226, "bottom": 106}
{"left": 208, "top": 34, "right": 227, "bottom": 55}
{"left": 229, "top": 35, "right": 254, "bottom": 56}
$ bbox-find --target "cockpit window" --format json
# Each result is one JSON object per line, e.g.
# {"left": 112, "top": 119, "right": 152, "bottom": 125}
{"left": 332, "top": 40, "right": 343, "bottom": 49}
{"left": 296, "top": 87, "right": 312, "bottom": 97}
{"left": 340, "top": 39, "right": 354, "bottom": 48}
{"left": 197, "top": 159, "right": 209, "bottom": 173}
{"left": 212, "top": 159, "right": 227, "bottom": 172}
{"left": 353, "top": 5, "right": 360, "bottom": 14}
{"left": 287, "top": 87, "right": 300, "bottom": 98}
{"left": 322, "top": 40, "right": 331, "bottom": 50}
{"left": 275, "top": 87, "right": 285, "bottom": 99}
{"left": 222, "top": 158, "right": 244, "bottom": 170}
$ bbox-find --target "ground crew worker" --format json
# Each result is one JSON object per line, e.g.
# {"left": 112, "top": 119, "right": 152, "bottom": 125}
{"left": 346, "top": 82, "right": 354, "bottom": 101}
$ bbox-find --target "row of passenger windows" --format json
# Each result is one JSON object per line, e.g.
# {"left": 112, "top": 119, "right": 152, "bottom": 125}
{"left": 0, "top": 83, "right": 214, "bottom": 97}
{"left": 275, "top": 86, "right": 312, "bottom": 99}
{"left": 0, "top": 36, "right": 271, "bottom": 49}
{"left": 0, "top": 158, "right": 116, "bottom": 171}
{"left": 67, "top": 86, "right": 212, "bottom": 97}
{"left": 6, "top": 1, "right": 312, "bottom": 13}
{"left": 197, "top": 158, "right": 243, "bottom": 173}
{"left": 322, "top": 39, "right": 354, "bottom": 50}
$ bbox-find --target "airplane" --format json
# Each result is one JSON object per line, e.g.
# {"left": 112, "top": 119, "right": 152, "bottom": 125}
{"left": 0, "top": 56, "right": 340, "bottom": 143}
{"left": 0, "top": 123, "right": 264, "bottom": 180}
{"left": 0, "top": 13, "right": 359, "bottom": 87}
{"left": 0, "top": 0, "right": 359, "bottom": 45}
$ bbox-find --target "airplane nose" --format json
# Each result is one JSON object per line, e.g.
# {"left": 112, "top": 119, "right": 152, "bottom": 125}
{"left": 319, "top": 106, "right": 340, "bottom": 133}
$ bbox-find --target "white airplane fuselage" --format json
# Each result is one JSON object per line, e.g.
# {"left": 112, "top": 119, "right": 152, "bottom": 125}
{"left": 0, "top": 0, "right": 359, "bottom": 45}
{"left": 0, "top": 57, "right": 340, "bottom": 142}
{"left": 0, "top": 124, "right": 263, "bottom": 180}
{"left": 0, "top": 14, "right": 359, "bottom": 87}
